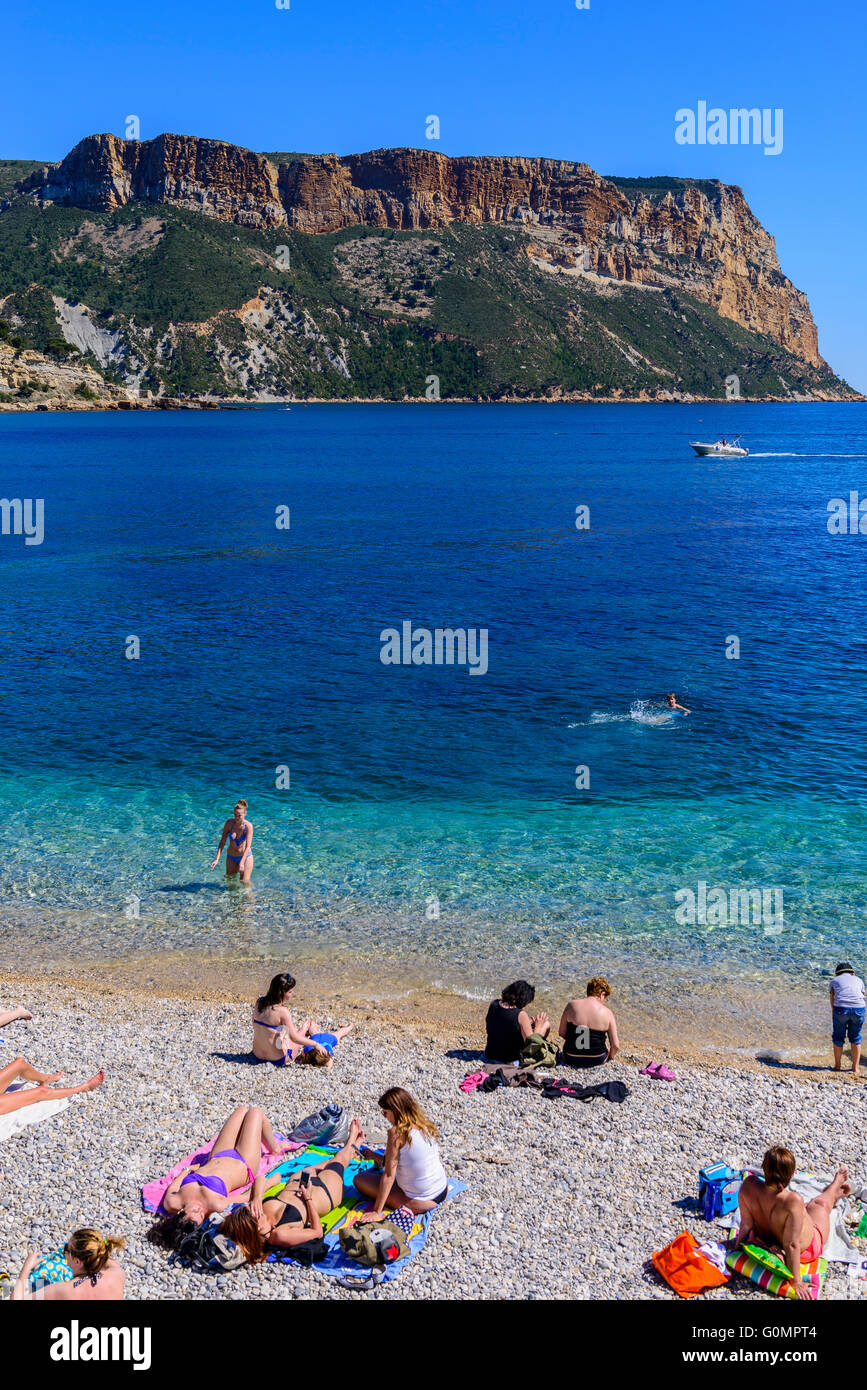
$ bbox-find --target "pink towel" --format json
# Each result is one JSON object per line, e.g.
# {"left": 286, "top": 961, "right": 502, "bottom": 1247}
{"left": 141, "top": 1132, "right": 302, "bottom": 1213}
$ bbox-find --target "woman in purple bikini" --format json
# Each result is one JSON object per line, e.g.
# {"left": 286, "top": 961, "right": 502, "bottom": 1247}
{"left": 155, "top": 1105, "right": 289, "bottom": 1230}
{"left": 211, "top": 799, "right": 254, "bottom": 883}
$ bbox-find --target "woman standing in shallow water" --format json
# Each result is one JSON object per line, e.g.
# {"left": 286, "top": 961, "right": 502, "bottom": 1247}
{"left": 211, "top": 799, "right": 254, "bottom": 883}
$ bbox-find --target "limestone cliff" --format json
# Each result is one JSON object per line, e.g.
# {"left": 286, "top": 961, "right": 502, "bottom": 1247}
{"left": 15, "top": 135, "right": 822, "bottom": 366}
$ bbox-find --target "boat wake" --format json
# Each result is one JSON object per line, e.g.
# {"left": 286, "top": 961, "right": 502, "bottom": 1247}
{"left": 750, "top": 452, "right": 867, "bottom": 459}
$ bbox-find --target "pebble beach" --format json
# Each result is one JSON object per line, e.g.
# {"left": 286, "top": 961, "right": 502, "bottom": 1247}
{"left": 2, "top": 972, "right": 865, "bottom": 1301}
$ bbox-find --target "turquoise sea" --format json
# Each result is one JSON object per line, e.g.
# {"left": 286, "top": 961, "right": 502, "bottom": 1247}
{"left": 1, "top": 402, "right": 866, "bottom": 1020}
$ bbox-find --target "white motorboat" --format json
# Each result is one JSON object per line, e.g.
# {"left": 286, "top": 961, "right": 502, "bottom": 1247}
{"left": 689, "top": 436, "right": 749, "bottom": 458}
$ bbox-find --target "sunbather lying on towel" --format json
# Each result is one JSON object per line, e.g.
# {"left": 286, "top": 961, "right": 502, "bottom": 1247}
{"left": 0, "top": 1057, "right": 105, "bottom": 1115}
{"left": 738, "top": 1146, "right": 851, "bottom": 1300}
{"left": 220, "top": 1118, "right": 365, "bottom": 1259}
{"left": 10, "top": 1227, "right": 125, "bottom": 1301}
{"left": 150, "top": 1105, "right": 291, "bottom": 1240}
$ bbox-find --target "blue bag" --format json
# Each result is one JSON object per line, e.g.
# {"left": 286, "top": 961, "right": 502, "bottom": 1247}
{"left": 698, "top": 1163, "right": 742, "bottom": 1221}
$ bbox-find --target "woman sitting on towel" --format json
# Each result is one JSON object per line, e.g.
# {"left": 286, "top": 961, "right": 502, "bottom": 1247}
{"left": 150, "top": 1105, "right": 290, "bottom": 1243}
{"left": 0, "top": 1056, "right": 105, "bottom": 1116}
{"left": 355, "top": 1087, "right": 449, "bottom": 1220}
{"left": 11, "top": 1228, "right": 125, "bottom": 1301}
{"left": 558, "top": 976, "right": 620, "bottom": 1069}
{"left": 220, "top": 1118, "right": 365, "bottom": 1259}
{"left": 251, "top": 972, "right": 330, "bottom": 1066}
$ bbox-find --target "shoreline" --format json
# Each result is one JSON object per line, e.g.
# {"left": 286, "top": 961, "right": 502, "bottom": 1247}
{"left": 0, "top": 961, "right": 856, "bottom": 1086}
{"left": 1, "top": 971, "right": 864, "bottom": 1302}
{"left": 1, "top": 393, "right": 864, "bottom": 414}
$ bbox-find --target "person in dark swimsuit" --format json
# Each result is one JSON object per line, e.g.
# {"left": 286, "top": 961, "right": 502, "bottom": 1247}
{"left": 484, "top": 980, "right": 550, "bottom": 1063}
{"left": 211, "top": 799, "right": 254, "bottom": 883}
{"left": 558, "top": 976, "right": 620, "bottom": 1069}
{"left": 221, "top": 1119, "right": 364, "bottom": 1261}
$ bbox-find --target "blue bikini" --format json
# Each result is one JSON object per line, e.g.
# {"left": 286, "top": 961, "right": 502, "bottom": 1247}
{"left": 227, "top": 821, "right": 249, "bottom": 866}
{"left": 254, "top": 1018, "right": 291, "bottom": 1066}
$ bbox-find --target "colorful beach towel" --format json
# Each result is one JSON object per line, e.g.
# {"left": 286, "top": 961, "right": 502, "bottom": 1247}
{"left": 141, "top": 1132, "right": 300, "bottom": 1214}
{"left": 263, "top": 1146, "right": 367, "bottom": 1234}
{"left": 260, "top": 1144, "right": 466, "bottom": 1283}
{"left": 28, "top": 1246, "right": 72, "bottom": 1292}
{"left": 725, "top": 1240, "right": 828, "bottom": 1300}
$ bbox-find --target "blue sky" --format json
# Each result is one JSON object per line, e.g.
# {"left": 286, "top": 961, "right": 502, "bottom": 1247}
{"left": 3, "top": 0, "right": 865, "bottom": 388}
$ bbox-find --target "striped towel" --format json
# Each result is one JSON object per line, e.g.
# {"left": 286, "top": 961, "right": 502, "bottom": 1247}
{"left": 725, "top": 1243, "right": 828, "bottom": 1300}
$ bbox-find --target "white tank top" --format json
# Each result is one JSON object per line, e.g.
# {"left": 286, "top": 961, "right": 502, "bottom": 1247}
{"left": 395, "top": 1129, "right": 447, "bottom": 1201}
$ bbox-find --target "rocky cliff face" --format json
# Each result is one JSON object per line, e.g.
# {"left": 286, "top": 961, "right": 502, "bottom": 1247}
{"left": 16, "top": 134, "right": 822, "bottom": 366}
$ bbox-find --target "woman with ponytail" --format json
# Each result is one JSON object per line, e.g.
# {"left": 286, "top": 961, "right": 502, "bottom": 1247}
{"left": 12, "top": 1228, "right": 126, "bottom": 1301}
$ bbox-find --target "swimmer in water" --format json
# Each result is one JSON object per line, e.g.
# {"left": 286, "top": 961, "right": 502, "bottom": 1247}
{"left": 211, "top": 799, "right": 254, "bottom": 883}
{"left": 666, "top": 692, "right": 690, "bottom": 715}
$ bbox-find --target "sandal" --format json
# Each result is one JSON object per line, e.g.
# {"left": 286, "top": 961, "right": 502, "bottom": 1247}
{"left": 639, "top": 1061, "right": 661, "bottom": 1076}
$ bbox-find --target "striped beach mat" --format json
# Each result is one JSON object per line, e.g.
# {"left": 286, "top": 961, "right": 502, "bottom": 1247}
{"left": 725, "top": 1242, "right": 828, "bottom": 1300}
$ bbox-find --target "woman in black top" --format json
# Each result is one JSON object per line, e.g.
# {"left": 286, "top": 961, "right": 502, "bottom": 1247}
{"left": 558, "top": 976, "right": 620, "bottom": 1069}
{"left": 484, "top": 980, "right": 550, "bottom": 1063}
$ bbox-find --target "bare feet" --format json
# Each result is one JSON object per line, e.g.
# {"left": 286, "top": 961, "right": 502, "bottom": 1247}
{"left": 832, "top": 1166, "right": 851, "bottom": 1198}
{"left": 19, "top": 1063, "right": 63, "bottom": 1084}
{"left": 79, "top": 1069, "right": 106, "bottom": 1094}
{"left": 14, "top": 1007, "right": 33, "bottom": 1022}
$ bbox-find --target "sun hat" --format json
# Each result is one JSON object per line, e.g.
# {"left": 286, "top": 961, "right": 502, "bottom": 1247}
{"left": 835, "top": 962, "right": 855, "bottom": 975}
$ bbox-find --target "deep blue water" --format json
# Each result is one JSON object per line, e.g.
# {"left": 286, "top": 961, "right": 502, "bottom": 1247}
{"left": 1, "top": 402, "right": 866, "bottom": 997}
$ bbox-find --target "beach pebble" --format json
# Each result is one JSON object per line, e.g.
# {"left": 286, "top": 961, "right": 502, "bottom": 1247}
{"left": 1, "top": 976, "right": 865, "bottom": 1301}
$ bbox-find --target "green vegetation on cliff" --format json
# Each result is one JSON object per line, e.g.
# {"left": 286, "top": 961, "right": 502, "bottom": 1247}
{"left": 0, "top": 194, "right": 855, "bottom": 401}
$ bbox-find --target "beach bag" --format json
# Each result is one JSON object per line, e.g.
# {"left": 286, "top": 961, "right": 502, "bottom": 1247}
{"left": 698, "top": 1163, "right": 742, "bottom": 1221}
{"left": 339, "top": 1218, "right": 410, "bottom": 1268}
{"left": 287, "top": 1103, "right": 350, "bottom": 1147}
{"left": 519, "top": 1032, "right": 559, "bottom": 1069}
{"left": 168, "top": 1213, "right": 248, "bottom": 1273}
{"left": 652, "top": 1230, "right": 729, "bottom": 1298}
{"left": 283, "top": 1238, "right": 329, "bottom": 1267}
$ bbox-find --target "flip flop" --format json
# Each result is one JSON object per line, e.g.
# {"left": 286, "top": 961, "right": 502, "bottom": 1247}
{"left": 656, "top": 1065, "right": 677, "bottom": 1081}
{"left": 639, "top": 1061, "right": 661, "bottom": 1076}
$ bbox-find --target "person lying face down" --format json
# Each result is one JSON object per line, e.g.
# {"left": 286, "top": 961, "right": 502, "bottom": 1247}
{"left": 149, "top": 1105, "right": 291, "bottom": 1242}
{"left": 221, "top": 1119, "right": 365, "bottom": 1258}
{"left": 11, "top": 1228, "right": 126, "bottom": 1302}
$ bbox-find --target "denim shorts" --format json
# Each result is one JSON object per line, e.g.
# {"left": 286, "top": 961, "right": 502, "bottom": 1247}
{"left": 832, "top": 1007, "right": 865, "bottom": 1046}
